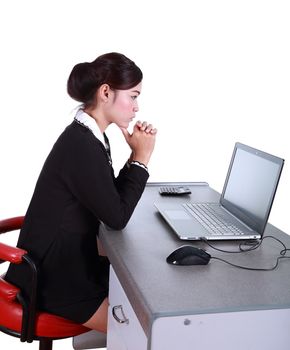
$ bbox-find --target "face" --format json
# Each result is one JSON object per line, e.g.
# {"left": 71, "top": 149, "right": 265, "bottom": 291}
{"left": 106, "top": 82, "right": 142, "bottom": 129}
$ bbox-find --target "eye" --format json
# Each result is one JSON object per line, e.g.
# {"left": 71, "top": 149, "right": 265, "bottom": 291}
{"left": 131, "top": 95, "right": 138, "bottom": 100}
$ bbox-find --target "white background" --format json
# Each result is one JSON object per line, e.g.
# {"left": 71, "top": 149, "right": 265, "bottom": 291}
{"left": 0, "top": 1, "right": 289, "bottom": 349}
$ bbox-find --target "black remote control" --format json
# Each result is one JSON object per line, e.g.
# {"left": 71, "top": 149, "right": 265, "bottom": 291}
{"left": 159, "top": 186, "right": 192, "bottom": 196}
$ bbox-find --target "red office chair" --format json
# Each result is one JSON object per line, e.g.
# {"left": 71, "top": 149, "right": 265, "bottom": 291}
{"left": 0, "top": 216, "right": 89, "bottom": 350}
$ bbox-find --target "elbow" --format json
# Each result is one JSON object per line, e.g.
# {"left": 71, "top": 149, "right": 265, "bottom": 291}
{"left": 99, "top": 203, "right": 133, "bottom": 230}
{"left": 108, "top": 220, "right": 128, "bottom": 231}
{"left": 103, "top": 216, "right": 129, "bottom": 231}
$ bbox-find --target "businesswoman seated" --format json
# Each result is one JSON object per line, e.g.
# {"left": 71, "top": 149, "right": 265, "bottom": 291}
{"left": 6, "top": 52, "right": 157, "bottom": 332}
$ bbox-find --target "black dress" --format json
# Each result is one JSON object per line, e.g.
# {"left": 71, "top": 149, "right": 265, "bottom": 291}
{"left": 6, "top": 121, "right": 149, "bottom": 323}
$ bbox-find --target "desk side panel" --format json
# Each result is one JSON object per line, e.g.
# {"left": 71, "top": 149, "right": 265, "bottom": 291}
{"left": 151, "top": 308, "right": 290, "bottom": 350}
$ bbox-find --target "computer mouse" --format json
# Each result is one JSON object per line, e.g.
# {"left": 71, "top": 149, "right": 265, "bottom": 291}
{"left": 166, "top": 245, "right": 211, "bottom": 266}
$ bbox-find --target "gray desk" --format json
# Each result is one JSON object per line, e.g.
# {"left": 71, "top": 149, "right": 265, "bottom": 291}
{"left": 99, "top": 182, "right": 290, "bottom": 349}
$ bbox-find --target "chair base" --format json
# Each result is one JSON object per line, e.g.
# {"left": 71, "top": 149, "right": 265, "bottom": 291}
{"left": 39, "top": 338, "right": 53, "bottom": 350}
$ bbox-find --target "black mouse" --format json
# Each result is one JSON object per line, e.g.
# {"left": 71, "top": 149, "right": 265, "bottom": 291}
{"left": 166, "top": 245, "right": 211, "bottom": 265}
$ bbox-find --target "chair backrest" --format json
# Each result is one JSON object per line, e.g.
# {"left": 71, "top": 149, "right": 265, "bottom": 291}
{"left": 0, "top": 216, "right": 26, "bottom": 264}
{"left": 0, "top": 216, "right": 37, "bottom": 342}
{"left": 0, "top": 216, "right": 24, "bottom": 234}
{"left": 0, "top": 217, "right": 89, "bottom": 350}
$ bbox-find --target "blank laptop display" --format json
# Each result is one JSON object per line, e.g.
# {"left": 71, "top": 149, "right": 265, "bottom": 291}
{"left": 155, "top": 142, "right": 284, "bottom": 240}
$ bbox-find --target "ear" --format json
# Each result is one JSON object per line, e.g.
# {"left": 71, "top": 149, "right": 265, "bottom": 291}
{"left": 98, "top": 84, "right": 112, "bottom": 102}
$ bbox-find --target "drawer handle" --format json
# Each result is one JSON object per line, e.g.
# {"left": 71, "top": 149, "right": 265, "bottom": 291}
{"left": 112, "top": 305, "right": 129, "bottom": 325}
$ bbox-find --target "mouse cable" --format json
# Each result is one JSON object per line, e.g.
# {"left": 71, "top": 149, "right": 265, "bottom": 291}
{"left": 211, "top": 255, "right": 290, "bottom": 271}
{"left": 201, "top": 236, "right": 290, "bottom": 271}
{"left": 201, "top": 235, "right": 286, "bottom": 254}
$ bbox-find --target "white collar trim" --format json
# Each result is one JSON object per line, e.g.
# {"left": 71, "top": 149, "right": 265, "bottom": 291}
{"left": 74, "top": 106, "right": 106, "bottom": 148}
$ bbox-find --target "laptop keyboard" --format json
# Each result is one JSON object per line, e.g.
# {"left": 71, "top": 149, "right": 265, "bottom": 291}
{"left": 185, "top": 203, "right": 245, "bottom": 235}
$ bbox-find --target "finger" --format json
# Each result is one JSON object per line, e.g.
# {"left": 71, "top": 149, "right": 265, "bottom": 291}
{"left": 145, "top": 124, "right": 153, "bottom": 133}
{"left": 141, "top": 121, "right": 147, "bottom": 131}
{"left": 133, "top": 122, "right": 141, "bottom": 132}
{"left": 135, "top": 120, "right": 142, "bottom": 128}
{"left": 150, "top": 128, "right": 158, "bottom": 134}
{"left": 120, "top": 128, "right": 130, "bottom": 142}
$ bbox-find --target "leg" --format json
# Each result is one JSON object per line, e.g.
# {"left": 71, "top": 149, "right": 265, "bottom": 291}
{"left": 82, "top": 297, "right": 109, "bottom": 333}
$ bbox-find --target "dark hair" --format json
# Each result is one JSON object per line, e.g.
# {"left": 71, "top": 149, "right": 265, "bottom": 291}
{"left": 67, "top": 52, "right": 143, "bottom": 104}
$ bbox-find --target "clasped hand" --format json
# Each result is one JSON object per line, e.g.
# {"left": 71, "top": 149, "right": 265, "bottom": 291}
{"left": 121, "top": 121, "right": 157, "bottom": 166}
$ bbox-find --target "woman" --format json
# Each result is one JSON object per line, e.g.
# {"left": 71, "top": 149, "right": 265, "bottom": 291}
{"left": 6, "top": 52, "right": 157, "bottom": 332}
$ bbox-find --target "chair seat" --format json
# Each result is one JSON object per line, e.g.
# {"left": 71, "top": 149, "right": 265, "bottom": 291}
{"left": 0, "top": 299, "right": 88, "bottom": 338}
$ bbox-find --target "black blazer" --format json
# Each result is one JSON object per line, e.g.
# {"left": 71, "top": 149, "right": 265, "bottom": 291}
{"left": 6, "top": 121, "right": 149, "bottom": 322}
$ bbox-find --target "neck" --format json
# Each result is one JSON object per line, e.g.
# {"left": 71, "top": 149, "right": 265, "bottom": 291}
{"left": 84, "top": 106, "right": 109, "bottom": 133}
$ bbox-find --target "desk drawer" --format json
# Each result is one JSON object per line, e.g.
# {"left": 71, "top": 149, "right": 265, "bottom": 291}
{"left": 107, "top": 267, "right": 147, "bottom": 350}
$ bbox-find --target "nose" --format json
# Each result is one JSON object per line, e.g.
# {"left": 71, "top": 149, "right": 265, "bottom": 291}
{"left": 133, "top": 100, "right": 139, "bottom": 112}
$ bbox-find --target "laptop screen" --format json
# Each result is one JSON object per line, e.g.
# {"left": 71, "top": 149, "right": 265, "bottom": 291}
{"left": 220, "top": 143, "right": 284, "bottom": 234}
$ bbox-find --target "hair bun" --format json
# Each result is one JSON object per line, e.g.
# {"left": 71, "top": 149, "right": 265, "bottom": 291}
{"left": 67, "top": 62, "right": 95, "bottom": 102}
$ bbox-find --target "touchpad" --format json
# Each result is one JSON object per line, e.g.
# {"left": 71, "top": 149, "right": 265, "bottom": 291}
{"left": 164, "top": 210, "right": 192, "bottom": 220}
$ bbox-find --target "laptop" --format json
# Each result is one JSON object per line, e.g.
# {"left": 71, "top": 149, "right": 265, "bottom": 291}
{"left": 155, "top": 142, "right": 284, "bottom": 240}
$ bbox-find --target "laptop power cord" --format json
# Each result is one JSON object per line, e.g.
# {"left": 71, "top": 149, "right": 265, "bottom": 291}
{"left": 200, "top": 236, "right": 290, "bottom": 271}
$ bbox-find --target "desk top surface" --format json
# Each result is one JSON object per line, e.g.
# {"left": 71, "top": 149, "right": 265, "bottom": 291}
{"left": 100, "top": 182, "right": 290, "bottom": 337}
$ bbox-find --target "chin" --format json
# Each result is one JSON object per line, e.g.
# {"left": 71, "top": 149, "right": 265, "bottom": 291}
{"left": 121, "top": 121, "right": 130, "bottom": 128}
